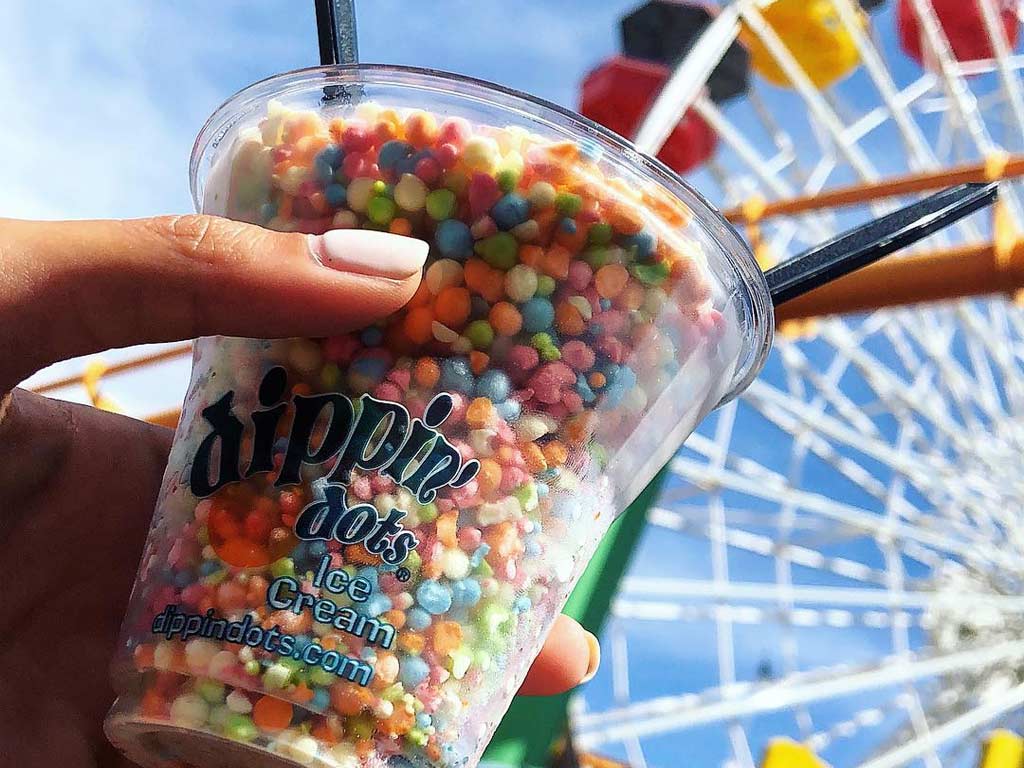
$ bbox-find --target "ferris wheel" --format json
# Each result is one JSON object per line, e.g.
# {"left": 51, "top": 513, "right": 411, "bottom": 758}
{"left": 566, "top": 1, "right": 1024, "bottom": 767}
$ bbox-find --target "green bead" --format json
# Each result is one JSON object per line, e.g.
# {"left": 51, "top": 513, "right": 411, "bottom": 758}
{"left": 474, "top": 558, "right": 493, "bottom": 577}
{"left": 474, "top": 232, "right": 518, "bottom": 270}
{"left": 465, "top": 320, "right": 495, "bottom": 350}
{"left": 244, "top": 659, "right": 260, "bottom": 676}
{"left": 320, "top": 362, "right": 341, "bottom": 390}
{"left": 404, "top": 549, "right": 423, "bottom": 573}
{"left": 535, "top": 275, "right": 556, "bottom": 297}
{"left": 588, "top": 222, "right": 613, "bottom": 245}
{"left": 496, "top": 168, "right": 519, "bottom": 193}
{"left": 476, "top": 601, "right": 512, "bottom": 637}
{"left": 630, "top": 261, "right": 670, "bottom": 286}
{"left": 583, "top": 245, "right": 611, "bottom": 269}
{"left": 555, "top": 192, "right": 582, "bottom": 217}
{"left": 309, "top": 667, "right": 335, "bottom": 687}
{"left": 416, "top": 502, "right": 438, "bottom": 524}
{"left": 196, "top": 679, "right": 225, "bottom": 703}
{"left": 531, "top": 332, "right": 554, "bottom": 349}
{"left": 372, "top": 180, "right": 388, "bottom": 195}
{"left": 539, "top": 345, "right": 561, "bottom": 362}
{"left": 407, "top": 727, "right": 429, "bottom": 747}
{"left": 382, "top": 683, "right": 405, "bottom": 701}
{"left": 426, "top": 188, "right": 457, "bottom": 220}
{"left": 349, "top": 714, "right": 376, "bottom": 740}
{"left": 263, "top": 662, "right": 293, "bottom": 689}
{"left": 367, "top": 196, "right": 397, "bottom": 225}
{"left": 270, "top": 558, "right": 295, "bottom": 578}
{"left": 225, "top": 714, "right": 258, "bottom": 742}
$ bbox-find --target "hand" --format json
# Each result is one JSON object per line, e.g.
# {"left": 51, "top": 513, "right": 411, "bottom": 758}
{"left": 0, "top": 216, "right": 600, "bottom": 768}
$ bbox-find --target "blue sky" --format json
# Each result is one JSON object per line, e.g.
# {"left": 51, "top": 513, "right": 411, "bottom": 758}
{"left": 6, "top": 2, "right": 1014, "bottom": 767}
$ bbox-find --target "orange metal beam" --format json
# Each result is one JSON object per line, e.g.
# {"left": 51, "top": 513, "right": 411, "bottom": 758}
{"left": 774, "top": 239, "right": 1024, "bottom": 322}
{"left": 724, "top": 154, "right": 1024, "bottom": 223}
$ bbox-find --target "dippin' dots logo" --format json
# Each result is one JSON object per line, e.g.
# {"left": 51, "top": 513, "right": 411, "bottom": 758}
{"left": 188, "top": 366, "right": 479, "bottom": 567}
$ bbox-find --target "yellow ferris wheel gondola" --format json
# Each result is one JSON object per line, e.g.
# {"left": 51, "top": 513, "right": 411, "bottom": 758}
{"left": 744, "top": 0, "right": 864, "bottom": 90}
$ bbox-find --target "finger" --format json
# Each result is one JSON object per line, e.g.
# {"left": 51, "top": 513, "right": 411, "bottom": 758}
{"left": 518, "top": 615, "right": 601, "bottom": 696}
{"left": 0, "top": 217, "right": 427, "bottom": 389}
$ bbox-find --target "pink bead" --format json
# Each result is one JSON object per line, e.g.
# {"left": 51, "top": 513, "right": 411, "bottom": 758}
{"left": 470, "top": 215, "right": 497, "bottom": 239}
{"left": 451, "top": 481, "right": 479, "bottom": 507}
{"left": 379, "top": 574, "right": 402, "bottom": 594}
{"left": 436, "top": 143, "right": 459, "bottom": 169}
{"left": 544, "top": 402, "right": 569, "bottom": 421}
{"left": 495, "top": 420, "right": 516, "bottom": 443}
{"left": 386, "top": 367, "right": 411, "bottom": 390}
{"left": 567, "top": 260, "right": 593, "bottom": 291}
{"left": 578, "top": 207, "right": 601, "bottom": 224}
{"left": 458, "top": 527, "right": 483, "bottom": 550}
{"left": 415, "top": 157, "right": 441, "bottom": 184}
{"left": 595, "top": 309, "right": 627, "bottom": 336}
{"left": 370, "top": 475, "right": 395, "bottom": 494}
{"left": 506, "top": 345, "right": 540, "bottom": 380}
{"left": 698, "top": 307, "right": 725, "bottom": 339}
{"left": 272, "top": 146, "right": 293, "bottom": 163}
{"left": 453, "top": 440, "right": 474, "bottom": 463}
{"left": 297, "top": 180, "right": 319, "bottom": 197}
{"left": 406, "top": 396, "right": 426, "bottom": 420}
{"left": 468, "top": 173, "right": 502, "bottom": 218}
{"left": 500, "top": 467, "right": 526, "bottom": 492}
{"left": 351, "top": 475, "right": 373, "bottom": 501}
{"left": 322, "top": 334, "right": 361, "bottom": 363}
{"left": 373, "top": 381, "right": 403, "bottom": 402}
{"left": 561, "top": 340, "right": 596, "bottom": 372}
{"left": 447, "top": 392, "right": 468, "bottom": 422}
{"left": 437, "top": 499, "right": 457, "bottom": 515}
{"left": 439, "top": 117, "right": 470, "bottom": 147}
{"left": 180, "top": 583, "right": 206, "bottom": 607}
{"left": 343, "top": 125, "right": 373, "bottom": 152}
{"left": 562, "top": 391, "right": 584, "bottom": 413}
{"left": 342, "top": 151, "right": 371, "bottom": 179}
{"left": 597, "top": 335, "right": 626, "bottom": 364}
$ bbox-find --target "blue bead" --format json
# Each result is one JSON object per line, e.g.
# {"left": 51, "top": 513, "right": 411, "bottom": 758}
{"left": 536, "top": 482, "right": 549, "bottom": 498}
{"left": 475, "top": 370, "right": 511, "bottom": 402}
{"left": 259, "top": 202, "right": 278, "bottom": 223}
{"left": 435, "top": 219, "right": 473, "bottom": 260}
{"left": 311, "top": 688, "right": 331, "bottom": 711}
{"left": 308, "top": 540, "right": 328, "bottom": 559}
{"left": 576, "top": 374, "right": 596, "bottom": 402}
{"left": 377, "top": 140, "right": 413, "bottom": 172}
{"left": 173, "top": 570, "right": 193, "bottom": 588}
{"left": 364, "top": 594, "right": 392, "bottom": 617}
{"left": 513, "top": 596, "right": 532, "bottom": 613}
{"left": 199, "top": 561, "right": 220, "bottom": 577}
{"left": 560, "top": 218, "right": 577, "bottom": 234}
{"left": 416, "top": 579, "right": 453, "bottom": 614}
{"left": 622, "top": 230, "right": 655, "bottom": 260}
{"left": 521, "top": 297, "right": 555, "bottom": 333}
{"left": 399, "top": 655, "right": 430, "bottom": 688}
{"left": 314, "top": 158, "right": 335, "bottom": 185}
{"left": 440, "top": 357, "right": 474, "bottom": 394}
{"left": 356, "top": 567, "right": 380, "bottom": 589}
{"left": 613, "top": 365, "right": 637, "bottom": 390}
{"left": 317, "top": 144, "right": 345, "bottom": 170}
{"left": 350, "top": 356, "right": 388, "bottom": 385}
{"left": 599, "top": 298, "right": 612, "bottom": 311}
{"left": 396, "top": 149, "right": 432, "bottom": 177}
{"left": 360, "top": 326, "right": 384, "bottom": 346}
{"left": 469, "top": 543, "right": 491, "bottom": 567}
{"left": 416, "top": 712, "right": 433, "bottom": 728}
{"left": 491, "top": 194, "right": 530, "bottom": 230}
{"left": 451, "top": 578, "right": 482, "bottom": 608}
{"left": 496, "top": 399, "right": 521, "bottom": 422}
{"left": 325, "top": 183, "right": 347, "bottom": 207}
{"left": 406, "top": 607, "right": 432, "bottom": 631}
{"left": 525, "top": 539, "right": 542, "bottom": 557}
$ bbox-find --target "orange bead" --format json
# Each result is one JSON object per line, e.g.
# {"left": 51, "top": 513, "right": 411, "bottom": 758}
{"left": 431, "top": 621, "right": 464, "bottom": 655}
{"left": 542, "top": 440, "right": 569, "bottom": 467}
{"left": 403, "top": 306, "right": 435, "bottom": 345}
{"left": 311, "top": 717, "right": 343, "bottom": 745}
{"left": 434, "top": 286, "right": 472, "bottom": 329}
{"left": 291, "top": 683, "right": 315, "bottom": 703}
{"left": 374, "top": 119, "right": 398, "bottom": 145}
{"left": 405, "top": 112, "right": 439, "bottom": 148}
{"left": 382, "top": 609, "right": 407, "bottom": 630}
{"left": 554, "top": 225, "right": 588, "bottom": 254}
{"left": 469, "top": 351, "right": 490, "bottom": 375}
{"left": 555, "top": 301, "right": 586, "bottom": 336}
{"left": 542, "top": 245, "right": 572, "bottom": 279}
{"left": 408, "top": 280, "right": 433, "bottom": 308}
{"left": 253, "top": 695, "right": 293, "bottom": 732}
{"left": 422, "top": 559, "right": 443, "bottom": 580}
{"left": 331, "top": 682, "right": 371, "bottom": 716}
{"left": 606, "top": 202, "right": 645, "bottom": 235}
{"left": 414, "top": 357, "right": 441, "bottom": 388}
{"left": 617, "top": 281, "right": 646, "bottom": 311}
{"left": 380, "top": 706, "right": 416, "bottom": 738}
{"left": 489, "top": 302, "right": 523, "bottom": 336}
{"left": 389, "top": 217, "right": 413, "bottom": 236}
{"left": 133, "top": 644, "right": 155, "bottom": 670}
{"left": 521, "top": 442, "right": 547, "bottom": 473}
{"left": 398, "top": 632, "right": 426, "bottom": 654}
{"left": 463, "top": 259, "right": 491, "bottom": 293}
{"left": 565, "top": 413, "right": 595, "bottom": 445}
{"left": 278, "top": 195, "right": 294, "bottom": 220}
{"left": 476, "top": 459, "right": 503, "bottom": 495}
{"left": 269, "top": 609, "right": 311, "bottom": 635}
{"left": 518, "top": 245, "right": 545, "bottom": 270}
{"left": 589, "top": 372, "right": 607, "bottom": 388}
{"left": 595, "top": 264, "right": 629, "bottom": 299}
{"left": 533, "top": 208, "right": 559, "bottom": 241}
{"left": 436, "top": 513, "right": 458, "bottom": 547}
{"left": 328, "top": 117, "right": 346, "bottom": 143}
{"left": 140, "top": 688, "right": 167, "bottom": 718}
{"left": 466, "top": 397, "right": 497, "bottom": 429}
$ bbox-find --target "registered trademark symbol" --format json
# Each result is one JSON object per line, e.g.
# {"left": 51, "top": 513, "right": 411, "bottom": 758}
{"left": 396, "top": 567, "right": 411, "bottom": 582}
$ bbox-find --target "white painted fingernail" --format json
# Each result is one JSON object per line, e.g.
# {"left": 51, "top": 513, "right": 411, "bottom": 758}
{"left": 580, "top": 630, "right": 601, "bottom": 685}
{"left": 310, "top": 229, "right": 428, "bottom": 279}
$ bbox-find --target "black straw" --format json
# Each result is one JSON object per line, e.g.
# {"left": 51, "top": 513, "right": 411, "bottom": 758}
{"left": 765, "top": 182, "right": 999, "bottom": 306}
{"left": 315, "top": 0, "right": 359, "bottom": 66}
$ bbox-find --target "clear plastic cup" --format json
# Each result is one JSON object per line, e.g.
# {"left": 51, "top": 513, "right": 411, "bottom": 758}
{"left": 105, "top": 65, "right": 773, "bottom": 768}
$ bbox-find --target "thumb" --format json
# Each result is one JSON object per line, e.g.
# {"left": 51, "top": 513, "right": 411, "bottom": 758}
{"left": 0, "top": 215, "right": 427, "bottom": 389}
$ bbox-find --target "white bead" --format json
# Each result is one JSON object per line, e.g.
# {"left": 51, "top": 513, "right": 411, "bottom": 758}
{"left": 226, "top": 690, "right": 252, "bottom": 714}
{"left": 170, "top": 693, "right": 209, "bottom": 729}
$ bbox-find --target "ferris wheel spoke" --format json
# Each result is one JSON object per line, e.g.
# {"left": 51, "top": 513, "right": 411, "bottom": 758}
{"left": 572, "top": 641, "right": 1024, "bottom": 749}
{"left": 858, "top": 683, "right": 1024, "bottom": 768}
